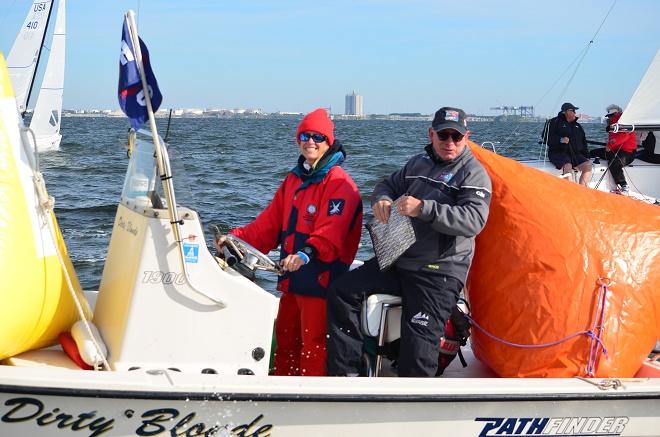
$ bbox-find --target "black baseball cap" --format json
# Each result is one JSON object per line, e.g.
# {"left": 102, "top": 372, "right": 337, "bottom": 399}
{"left": 561, "top": 102, "right": 579, "bottom": 112}
{"left": 432, "top": 107, "right": 468, "bottom": 134}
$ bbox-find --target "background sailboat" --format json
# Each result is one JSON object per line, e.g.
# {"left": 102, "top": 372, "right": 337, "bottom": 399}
{"left": 521, "top": 48, "right": 660, "bottom": 202}
{"left": 6, "top": 0, "right": 52, "bottom": 116}
{"left": 28, "top": 0, "right": 65, "bottom": 151}
{"left": 6, "top": 0, "right": 65, "bottom": 152}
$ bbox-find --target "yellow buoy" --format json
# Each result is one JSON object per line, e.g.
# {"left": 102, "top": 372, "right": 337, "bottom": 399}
{"left": 0, "top": 53, "right": 90, "bottom": 360}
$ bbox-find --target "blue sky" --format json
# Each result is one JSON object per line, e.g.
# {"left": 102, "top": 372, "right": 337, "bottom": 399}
{"left": 1, "top": 0, "right": 658, "bottom": 117}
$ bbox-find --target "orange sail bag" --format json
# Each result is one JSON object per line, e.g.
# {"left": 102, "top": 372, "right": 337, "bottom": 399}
{"left": 466, "top": 143, "right": 660, "bottom": 377}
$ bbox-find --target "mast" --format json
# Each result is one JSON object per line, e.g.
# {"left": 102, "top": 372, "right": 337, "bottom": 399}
{"left": 22, "top": 0, "right": 55, "bottom": 118}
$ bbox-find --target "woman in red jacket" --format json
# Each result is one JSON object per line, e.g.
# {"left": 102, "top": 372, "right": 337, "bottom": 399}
{"left": 605, "top": 104, "right": 637, "bottom": 193}
{"left": 216, "top": 108, "right": 362, "bottom": 376}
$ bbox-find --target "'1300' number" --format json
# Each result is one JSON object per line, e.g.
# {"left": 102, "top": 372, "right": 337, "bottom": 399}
{"left": 142, "top": 271, "right": 185, "bottom": 285}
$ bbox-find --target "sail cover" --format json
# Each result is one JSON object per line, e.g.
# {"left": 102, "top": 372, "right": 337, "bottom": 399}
{"left": 6, "top": 0, "right": 54, "bottom": 114}
{"left": 617, "top": 49, "right": 660, "bottom": 130}
{"left": 467, "top": 143, "right": 660, "bottom": 378}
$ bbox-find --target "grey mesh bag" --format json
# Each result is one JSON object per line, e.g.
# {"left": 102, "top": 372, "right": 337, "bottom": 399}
{"left": 365, "top": 198, "right": 416, "bottom": 271}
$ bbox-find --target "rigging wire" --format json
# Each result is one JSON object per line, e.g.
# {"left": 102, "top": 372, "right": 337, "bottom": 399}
{"left": 553, "top": 0, "right": 618, "bottom": 110}
{"left": 494, "top": 0, "right": 618, "bottom": 156}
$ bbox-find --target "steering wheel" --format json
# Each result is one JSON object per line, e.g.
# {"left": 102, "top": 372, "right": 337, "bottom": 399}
{"left": 225, "top": 234, "right": 283, "bottom": 275}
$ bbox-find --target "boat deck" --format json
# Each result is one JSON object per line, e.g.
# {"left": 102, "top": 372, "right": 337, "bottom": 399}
{"left": 4, "top": 342, "right": 659, "bottom": 380}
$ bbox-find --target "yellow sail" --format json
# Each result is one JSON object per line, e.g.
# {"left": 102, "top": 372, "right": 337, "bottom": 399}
{"left": 0, "top": 53, "right": 90, "bottom": 360}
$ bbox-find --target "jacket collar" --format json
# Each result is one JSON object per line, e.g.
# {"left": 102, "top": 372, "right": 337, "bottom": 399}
{"left": 292, "top": 140, "right": 346, "bottom": 189}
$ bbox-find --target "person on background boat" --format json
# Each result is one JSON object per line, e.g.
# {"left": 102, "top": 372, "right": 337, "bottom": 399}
{"left": 546, "top": 102, "right": 593, "bottom": 186}
{"left": 214, "top": 108, "right": 362, "bottom": 376}
{"left": 639, "top": 131, "right": 660, "bottom": 164}
{"left": 326, "top": 107, "right": 491, "bottom": 377}
{"left": 604, "top": 104, "right": 637, "bottom": 194}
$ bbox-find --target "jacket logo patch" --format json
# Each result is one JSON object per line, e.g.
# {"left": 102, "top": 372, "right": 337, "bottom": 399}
{"left": 439, "top": 171, "right": 454, "bottom": 183}
{"left": 328, "top": 199, "right": 345, "bottom": 216}
{"left": 445, "top": 110, "right": 459, "bottom": 122}
{"left": 303, "top": 204, "right": 317, "bottom": 223}
{"left": 411, "top": 312, "right": 430, "bottom": 327}
{"left": 476, "top": 190, "right": 485, "bottom": 198}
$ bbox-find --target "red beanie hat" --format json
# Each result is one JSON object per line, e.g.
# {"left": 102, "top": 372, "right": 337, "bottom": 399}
{"left": 296, "top": 108, "right": 335, "bottom": 145}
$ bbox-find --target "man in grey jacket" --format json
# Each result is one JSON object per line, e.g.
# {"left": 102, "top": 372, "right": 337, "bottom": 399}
{"left": 326, "top": 107, "right": 492, "bottom": 377}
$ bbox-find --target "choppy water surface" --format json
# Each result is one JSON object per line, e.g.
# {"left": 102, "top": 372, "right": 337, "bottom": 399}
{"left": 42, "top": 117, "right": 608, "bottom": 291}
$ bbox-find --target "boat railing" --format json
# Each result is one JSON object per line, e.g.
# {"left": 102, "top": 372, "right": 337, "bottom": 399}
{"left": 480, "top": 141, "right": 499, "bottom": 154}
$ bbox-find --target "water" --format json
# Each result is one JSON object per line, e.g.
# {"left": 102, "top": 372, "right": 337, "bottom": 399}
{"left": 41, "top": 116, "right": 608, "bottom": 292}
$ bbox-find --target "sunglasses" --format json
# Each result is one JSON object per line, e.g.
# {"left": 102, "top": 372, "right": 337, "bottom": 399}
{"left": 299, "top": 132, "right": 327, "bottom": 143}
{"left": 436, "top": 131, "right": 464, "bottom": 142}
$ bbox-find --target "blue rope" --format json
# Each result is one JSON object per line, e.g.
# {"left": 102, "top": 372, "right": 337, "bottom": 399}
{"left": 465, "top": 280, "right": 611, "bottom": 376}
{"left": 467, "top": 315, "right": 608, "bottom": 356}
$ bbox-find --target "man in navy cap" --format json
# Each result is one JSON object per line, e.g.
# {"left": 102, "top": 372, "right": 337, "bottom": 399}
{"left": 545, "top": 102, "right": 593, "bottom": 185}
{"left": 326, "top": 106, "right": 491, "bottom": 377}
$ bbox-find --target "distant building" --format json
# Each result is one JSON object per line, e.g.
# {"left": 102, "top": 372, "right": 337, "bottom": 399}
{"left": 345, "top": 91, "right": 363, "bottom": 116}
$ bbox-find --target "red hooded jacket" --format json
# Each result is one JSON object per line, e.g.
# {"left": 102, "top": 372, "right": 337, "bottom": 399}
{"left": 231, "top": 149, "right": 362, "bottom": 298}
{"left": 607, "top": 112, "right": 637, "bottom": 154}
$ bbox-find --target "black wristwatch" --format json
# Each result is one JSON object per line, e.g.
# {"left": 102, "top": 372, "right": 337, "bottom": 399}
{"left": 301, "top": 245, "right": 316, "bottom": 260}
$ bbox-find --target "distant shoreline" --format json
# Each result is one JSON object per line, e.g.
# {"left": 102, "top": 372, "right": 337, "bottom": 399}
{"left": 60, "top": 113, "right": 604, "bottom": 124}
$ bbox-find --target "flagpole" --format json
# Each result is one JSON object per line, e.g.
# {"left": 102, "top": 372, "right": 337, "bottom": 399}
{"left": 124, "top": 10, "right": 225, "bottom": 308}
{"left": 125, "top": 10, "right": 171, "bottom": 223}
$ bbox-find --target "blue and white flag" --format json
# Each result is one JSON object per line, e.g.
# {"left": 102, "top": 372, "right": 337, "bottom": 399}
{"left": 118, "top": 17, "right": 162, "bottom": 130}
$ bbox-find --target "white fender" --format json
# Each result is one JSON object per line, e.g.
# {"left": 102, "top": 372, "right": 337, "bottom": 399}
{"left": 71, "top": 320, "right": 107, "bottom": 367}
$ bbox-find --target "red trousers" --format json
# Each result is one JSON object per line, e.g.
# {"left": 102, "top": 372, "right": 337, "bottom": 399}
{"left": 273, "top": 292, "right": 327, "bottom": 376}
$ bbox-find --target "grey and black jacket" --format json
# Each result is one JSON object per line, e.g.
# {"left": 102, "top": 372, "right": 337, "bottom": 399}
{"left": 371, "top": 144, "right": 491, "bottom": 283}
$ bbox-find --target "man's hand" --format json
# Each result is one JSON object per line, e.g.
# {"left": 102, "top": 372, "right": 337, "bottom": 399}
{"left": 372, "top": 199, "right": 392, "bottom": 224}
{"left": 560, "top": 137, "right": 570, "bottom": 144}
{"left": 396, "top": 195, "right": 423, "bottom": 217}
{"left": 280, "top": 253, "right": 305, "bottom": 272}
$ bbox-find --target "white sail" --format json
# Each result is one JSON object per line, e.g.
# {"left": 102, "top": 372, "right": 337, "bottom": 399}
{"left": 617, "top": 49, "right": 660, "bottom": 131}
{"left": 29, "top": 0, "right": 66, "bottom": 151}
{"left": 6, "top": 0, "right": 54, "bottom": 114}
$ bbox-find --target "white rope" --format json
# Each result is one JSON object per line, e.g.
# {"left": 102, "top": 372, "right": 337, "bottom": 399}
{"left": 23, "top": 127, "right": 111, "bottom": 371}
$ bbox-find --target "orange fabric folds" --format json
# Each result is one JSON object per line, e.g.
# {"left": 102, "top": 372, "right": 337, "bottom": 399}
{"left": 466, "top": 142, "right": 660, "bottom": 377}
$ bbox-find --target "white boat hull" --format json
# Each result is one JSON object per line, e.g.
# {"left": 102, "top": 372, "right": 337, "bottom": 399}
{"left": 31, "top": 132, "right": 62, "bottom": 152}
{"left": 1, "top": 363, "right": 660, "bottom": 437}
{"left": 522, "top": 157, "right": 659, "bottom": 202}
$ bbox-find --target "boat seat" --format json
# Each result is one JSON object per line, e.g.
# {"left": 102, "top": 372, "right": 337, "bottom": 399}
{"left": 361, "top": 294, "right": 402, "bottom": 340}
{"left": 361, "top": 293, "right": 402, "bottom": 376}
{"left": 3, "top": 349, "right": 79, "bottom": 370}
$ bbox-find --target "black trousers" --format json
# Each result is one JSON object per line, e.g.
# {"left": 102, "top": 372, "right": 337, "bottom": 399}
{"left": 606, "top": 150, "right": 634, "bottom": 187}
{"left": 326, "top": 258, "right": 462, "bottom": 377}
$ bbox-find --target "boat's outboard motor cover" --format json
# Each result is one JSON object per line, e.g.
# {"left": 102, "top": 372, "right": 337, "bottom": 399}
{"left": 466, "top": 143, "right": 660, "bottom": 377}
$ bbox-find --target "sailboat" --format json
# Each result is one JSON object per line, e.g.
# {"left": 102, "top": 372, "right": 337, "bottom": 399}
{"left": 6, "top": 0, "right": 65, "bottom": 152}
{"left": 519, "top": 49, "right": 660, "bottom": 202}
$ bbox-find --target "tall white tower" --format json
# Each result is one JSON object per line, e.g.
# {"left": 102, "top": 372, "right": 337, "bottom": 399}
{"left": 345, "top": 90, "right": 363, "bottom": 116}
